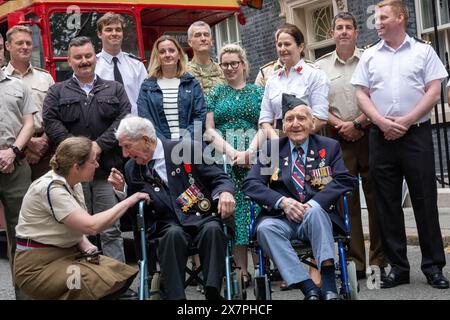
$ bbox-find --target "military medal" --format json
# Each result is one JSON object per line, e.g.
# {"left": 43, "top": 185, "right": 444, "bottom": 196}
{"left": 284, "top": 157, "right": 289, "bottom": 167}
{"left": 171, "top": 171, "right": 176, "bottom": 176}
{"left": 270, "top": 167, "right": 279, "bottom": 182}
{"left": 199, "top": 199, "right": 211, "bottom": 212}
{"left": 176, "top": 168, "right": 181, "bottom": 174}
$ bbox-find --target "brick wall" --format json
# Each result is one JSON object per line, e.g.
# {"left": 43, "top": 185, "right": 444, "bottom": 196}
{"left": 347, "top": 0, "right": 417, "bottom": 47}
{"left": 239, "top": 0, "right": 285, "bottom": 82}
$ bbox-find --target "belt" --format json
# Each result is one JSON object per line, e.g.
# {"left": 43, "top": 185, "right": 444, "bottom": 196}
{"left": 16, "top": 237, "right": 52, "bottom": 248}
{"left": 373, "top": 120, "right": 430, "bottom": 132}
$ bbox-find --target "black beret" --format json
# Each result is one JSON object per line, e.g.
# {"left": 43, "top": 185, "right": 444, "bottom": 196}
{"left": 282, "top": 93, "right": 309, "bottom": 119}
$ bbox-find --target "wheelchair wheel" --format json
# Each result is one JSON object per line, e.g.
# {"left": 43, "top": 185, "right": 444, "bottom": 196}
{"left": 347, "top": 261, "right": 359, "bottom": 300}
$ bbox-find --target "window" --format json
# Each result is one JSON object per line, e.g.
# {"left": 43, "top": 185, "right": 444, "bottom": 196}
{"left": 290, "top": 0, "right": 336, "bottom": 60}
{"left": 49, "top": 11, "right": 139, "bottom": 81}
{"left": 215, "top": 14, "right": 241, "bottom": 51}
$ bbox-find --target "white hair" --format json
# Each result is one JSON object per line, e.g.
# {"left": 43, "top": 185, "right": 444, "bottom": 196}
{"left": 115, "top": 115, "right": 157, "bottom": 141}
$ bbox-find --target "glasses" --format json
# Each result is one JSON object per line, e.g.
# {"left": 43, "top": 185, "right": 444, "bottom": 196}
{"left": 219, "top": 61, "right": 242, "bottom": 70}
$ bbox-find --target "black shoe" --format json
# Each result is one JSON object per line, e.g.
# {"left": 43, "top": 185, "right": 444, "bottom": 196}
{"left": 425, "top": 272, "right": 449, "bottom": 289}
{"left": 119, "top": 288, "right": 138, "bottom": 300}
{"left": 204, "top": 286, "right": 224, "bottom": 300}
{"left": 381, "top": 271, "right": 410, "bottom": 289}
{"left": 303, "top": 288, "right": 321, "bottom": 300}
{"left": 356, "top": 271, "right": 366, "bottom": 280}
{"left": 322, "top": 291, "right": 340, "bottom": 300}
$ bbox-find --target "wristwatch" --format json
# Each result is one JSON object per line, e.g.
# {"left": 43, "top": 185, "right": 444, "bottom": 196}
{"left": 352, "top": 119, "right": 363, "bottom": 131}
{"left": 10, "top": 145, "right": 25, "bottom": 159}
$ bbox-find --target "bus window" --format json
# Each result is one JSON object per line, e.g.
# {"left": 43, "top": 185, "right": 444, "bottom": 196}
{"left": 49, "top": 11, "right": 139, "bottom": 81}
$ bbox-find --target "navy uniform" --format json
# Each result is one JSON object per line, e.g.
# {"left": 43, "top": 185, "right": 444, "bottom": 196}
{"left": 96, "top": 50, "right": 147, "bottom": 115}
{"left": 125, "top": 138, "right": 234, "bottom": 300}
{"left": 352, "top": 35, "right": 449, "bottom": 287}
{"left": 259, "top": 58, "right": 329, "bottom": 130}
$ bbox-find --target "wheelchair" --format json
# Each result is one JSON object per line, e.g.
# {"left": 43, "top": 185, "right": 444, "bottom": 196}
{"left": 136, "top": 200, "right": 246, "bottom": 300}
{"left": 248, "top": 193, "right": 359, "bottom": 300}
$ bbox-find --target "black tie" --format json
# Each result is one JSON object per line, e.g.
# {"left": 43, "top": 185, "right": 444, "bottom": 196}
{"left": 112, "top": 57, "right": 124, "bottom": 85}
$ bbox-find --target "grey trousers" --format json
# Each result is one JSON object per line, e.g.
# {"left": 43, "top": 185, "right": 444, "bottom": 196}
{"left": 257, "top": 206, "right": 335, "bottom": 286}
{"left": 82, "top": 178, "right": 125, "bottom": 263}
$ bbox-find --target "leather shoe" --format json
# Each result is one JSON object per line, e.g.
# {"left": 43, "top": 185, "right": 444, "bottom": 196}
{"left": 322, "top": 291, "right": 340, "bottom": 300}
{"left": 381, "top": 271, "right": 409, "bottom": 289}
{"left": 303, "top": 288, "right": 321, "bottom": 300}
{"left": 425, "top": 272, "right": 449, "bottom": 289}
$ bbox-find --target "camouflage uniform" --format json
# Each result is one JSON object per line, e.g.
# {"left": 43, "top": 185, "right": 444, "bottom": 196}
{"left": 187, "top": 59, "right": 225, "bottom": 93}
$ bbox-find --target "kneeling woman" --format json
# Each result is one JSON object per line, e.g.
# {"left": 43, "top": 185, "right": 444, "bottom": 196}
{"left": 14, "top": 137, "right": 149, "bottom": 299}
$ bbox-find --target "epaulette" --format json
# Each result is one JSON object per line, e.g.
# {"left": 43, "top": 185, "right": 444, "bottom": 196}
{"left": 314, "top": 51, "right": 333, "bottom": 62}
{"left": 305, "top": 59, "right": 319, "bottom": 68}
{"left": 413, "top": 37, "right": 431, "bottom": 45}
{"left": 33, "top": 66, "right": 50, "bottom": 74}
{"left": 126, "top": 52, "right": 142, "bottom": 61}
{"left": 363, "top": 39, "right": 381, "bottom": 50}
{"left": 259, "top": 60, "right": 277, "bottom": 71}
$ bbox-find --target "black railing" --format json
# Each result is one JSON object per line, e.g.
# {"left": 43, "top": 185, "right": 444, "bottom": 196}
{"left": 430, "top": 0, "right": 450, "bottom": 187}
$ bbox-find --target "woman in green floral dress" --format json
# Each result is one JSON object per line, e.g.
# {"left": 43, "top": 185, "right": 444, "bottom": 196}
{"left": 205, "top": 44, "right": 264, "bottom": 286}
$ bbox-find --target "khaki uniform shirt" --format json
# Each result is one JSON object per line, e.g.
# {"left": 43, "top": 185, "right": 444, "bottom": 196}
{"left": 4, "top": 63, "right": 55, "bottom": 132}
{"left": 15, "top": 170, "right": 86, "bottom": 247}
{"left": 0, "top": 69, "right": 38, "bottom": 147}
{"left": 255, "top": 59, "right": 283, "bottom": 87}
{"left": 187, "top": 59, "right": 225, "bottom": 93}
{"left": 314, "top": 48, "right": 363, "bottom": 122}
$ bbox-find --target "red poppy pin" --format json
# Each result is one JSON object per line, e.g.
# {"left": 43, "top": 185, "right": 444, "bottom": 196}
{"left": 319, "top": 149, "right": 326, "bottom": 158}
{"left": 183, "top": 163, "right": 192, "bottom": 173}
{"left": 296, "top": 66, "right": 303, "bottom": 73}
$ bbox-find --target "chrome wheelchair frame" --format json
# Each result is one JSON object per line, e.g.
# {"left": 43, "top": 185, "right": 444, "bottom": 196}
{"left": 136, "top": 200, "right": 245, "bottom": 300}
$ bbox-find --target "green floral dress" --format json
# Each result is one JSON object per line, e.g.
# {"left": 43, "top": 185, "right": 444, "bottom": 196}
{"left": 205, "top": 83, "right": 264, "bottom": 245}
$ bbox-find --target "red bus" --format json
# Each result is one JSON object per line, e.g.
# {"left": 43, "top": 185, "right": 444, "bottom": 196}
{"left": 0, "top": 0, "right": 262, "bottom": 81}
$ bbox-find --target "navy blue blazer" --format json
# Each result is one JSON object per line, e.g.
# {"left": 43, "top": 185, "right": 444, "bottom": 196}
{"left": 242, "top": 134, "right": 357, "bottom": 229}
{"left": 124, "top": 139, "right": 234, "bottom": 229}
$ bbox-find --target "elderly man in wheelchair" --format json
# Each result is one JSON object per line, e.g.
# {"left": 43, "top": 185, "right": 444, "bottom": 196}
{"left": 243, "top": 94, "right": 357, "bottom": 300}
{"left": 110, "top": 116, "right": 236, "bottom": 300}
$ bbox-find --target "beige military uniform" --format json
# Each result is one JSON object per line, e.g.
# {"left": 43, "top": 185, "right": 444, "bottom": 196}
{"left": 4, "top": 63, "right": 54, "bottom": 133}
{"left": 314, "top": 48, "right": 386, "bottom": 272}
{"left": 13, "top": 170, "right": 138, "bottom": 300}
{"left": 254, "top": 59, "right": 283, "bottom": 87}
{"left": 0, "top": 68, "right": 37, "bottom": 275}
{"left": 314, "top": 48, "right": 363, "bottom": 121}
{"left": 187, "top": 59, "right": 225, "bottom": 93}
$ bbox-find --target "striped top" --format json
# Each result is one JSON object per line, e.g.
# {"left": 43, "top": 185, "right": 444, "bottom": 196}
{"left": 157, "top": 77, "right": 181, "bottom": 140}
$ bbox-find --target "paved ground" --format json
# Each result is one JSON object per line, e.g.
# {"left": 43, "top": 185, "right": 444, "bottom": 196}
{"left": 1, "top": 207, "right": 449, "bottom": 300}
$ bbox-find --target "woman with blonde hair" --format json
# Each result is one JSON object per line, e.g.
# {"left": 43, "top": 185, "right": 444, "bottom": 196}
{"left": 14, "top": 136, "right": 149, "bottom": 299}
{"left": 138, "top": 35, "right": 206, "bottom": 140}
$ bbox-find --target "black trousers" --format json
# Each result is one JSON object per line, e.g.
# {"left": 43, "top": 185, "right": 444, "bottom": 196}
{"left": 369, "top": 121, "right": 446, "bottom": 275}
{"left": 156, "top": 220, "right": 227, "bottom": 300}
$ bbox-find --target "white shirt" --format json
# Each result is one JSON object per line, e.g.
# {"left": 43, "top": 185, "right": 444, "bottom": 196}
{"left": 351, "top": 35, "right": 448, "bottom": 124}
{"left": 152, "top": 138, "right": 168, "bottom": 185}
{"left": 157, "top": 77, "right": 181, "bottom": 140}
{"left": 96, "top": 50, "right": 148, "bottom": 115}
{"left": 259, "top": 59, "right": 329, "bottom": 124}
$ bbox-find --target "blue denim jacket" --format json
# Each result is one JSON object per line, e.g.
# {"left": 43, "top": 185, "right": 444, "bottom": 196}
{"left": 137, "top": 72, "right": 206, "bottom": 140}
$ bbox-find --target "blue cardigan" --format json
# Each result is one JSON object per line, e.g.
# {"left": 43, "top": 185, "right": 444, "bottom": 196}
{"left": 137, "top": 72, "right": 206, "bottom": 140}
